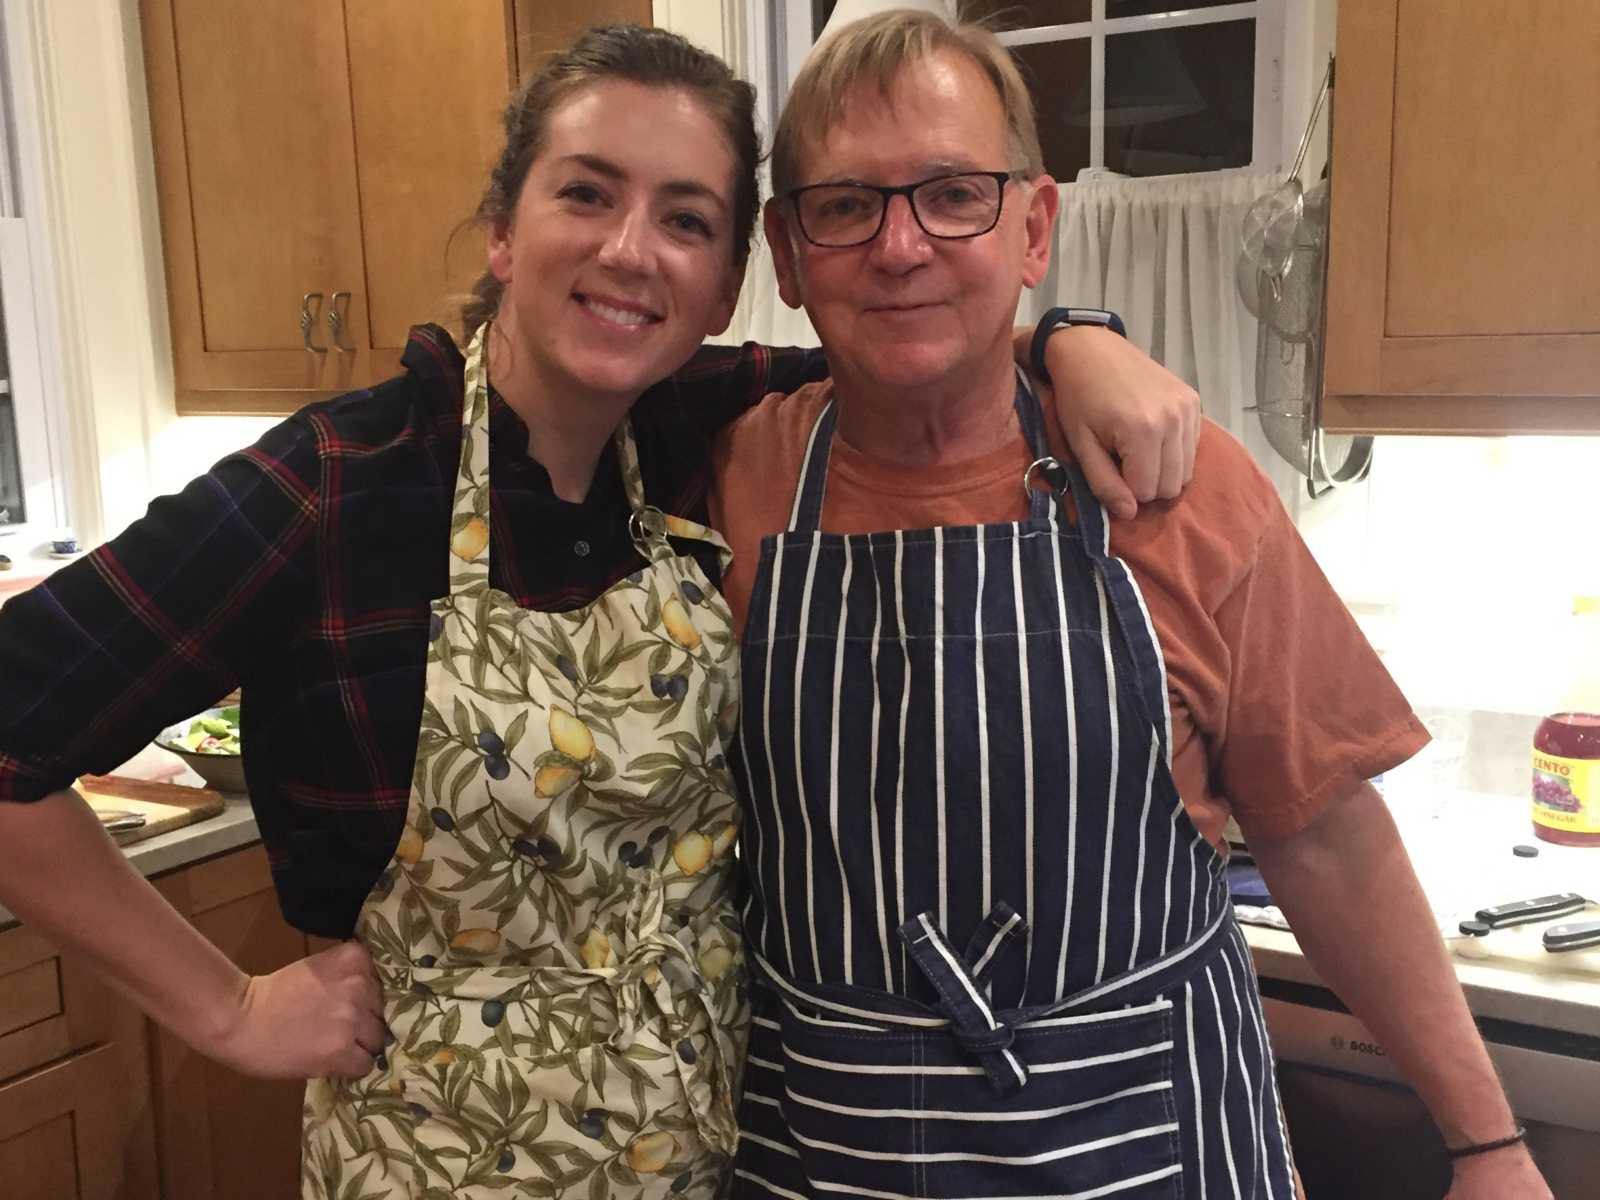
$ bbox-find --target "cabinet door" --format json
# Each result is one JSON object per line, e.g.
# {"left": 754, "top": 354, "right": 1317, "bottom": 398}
{"left": 0, "top": 926, "right": 159, "bottom": 1196}
{"left": 0, "top": 1040, "right": 158, "bottom": 1200}
{"left": 510, "top": 0, "right": 654, "bottom": 80}
{"left": 1323, "top": 0, "right": 1600, "bottom": 434}
{"left": 0, "top": 1024, "right": 157, "bottom": 1200}
{"left": 151, "top": 847, "right": 310, "bottom": 1200}
{"left": 346, "top": 4, "right": 515, "bottom": 360}
{"left": 142, "top": 0, "right": 368, "bottom": 409}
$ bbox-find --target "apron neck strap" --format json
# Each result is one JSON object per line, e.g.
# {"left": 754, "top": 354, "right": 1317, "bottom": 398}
{"left": 448, "top": 323, "right": 495, "bottom": 592}
{"left": 612, "top": 412, "right": 675, "bottom": 564}
{"left": 786, "top": 372, "right": 1060, "bottom": 534}
{"left": 452, "top": 324, "right": 670, "bottom": 590}
{"left": 786, "top": 401, "right": 839, "bottom": 534}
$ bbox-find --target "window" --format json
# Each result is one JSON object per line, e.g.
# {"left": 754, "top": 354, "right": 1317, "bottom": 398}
{"left": 0, "top": 213, "right": 57, "bottom": 541}
{"left": 0, "top": 0, "right": 69, "bottom": 566}
{"left": 803, "top": 1, "right": 1285, "bottom": 182}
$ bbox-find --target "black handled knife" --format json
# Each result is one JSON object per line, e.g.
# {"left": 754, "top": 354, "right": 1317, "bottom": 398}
{"left": 1474, "top": 893, "right": 1588, "bottom": 929}
{"left": 1543, "top": 919, "right": 1600, "bottom": 953}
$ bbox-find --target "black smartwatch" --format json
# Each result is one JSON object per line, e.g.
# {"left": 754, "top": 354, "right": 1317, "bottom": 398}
{"left": 1030, "top": 307, "right": 1127, "bottom": 384}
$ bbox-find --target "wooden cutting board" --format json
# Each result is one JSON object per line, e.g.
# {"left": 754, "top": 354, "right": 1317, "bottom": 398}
{"left": 79, "top": 774, "right": 227, "bottom": 847}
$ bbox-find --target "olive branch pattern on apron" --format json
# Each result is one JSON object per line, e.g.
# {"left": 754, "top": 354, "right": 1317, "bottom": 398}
{"left": 302, "top": 324, "right": 749, "bottom": 1200}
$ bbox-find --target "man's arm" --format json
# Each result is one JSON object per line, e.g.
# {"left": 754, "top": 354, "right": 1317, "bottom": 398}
{"left": 1249, "top": 783, "right": 1553, "bottom": 1200}
{"left": 1017, "top": 323, "right": 1201, "bottom": 520}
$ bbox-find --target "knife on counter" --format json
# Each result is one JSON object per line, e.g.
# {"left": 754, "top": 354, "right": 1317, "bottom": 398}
{"left": 96, "top": 808, "right": 148, "bottom": 834}
{"left": 1453, "top": 892, "right": 1600, "bottom": 954}
{"left": 1542, "top": 919, "right": 1600, "bottom": 953}
{"left": 1473, "top": 892, "right": 1588, "bottom": 929}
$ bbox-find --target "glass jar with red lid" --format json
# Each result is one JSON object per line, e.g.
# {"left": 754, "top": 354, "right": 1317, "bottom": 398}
{"left": 1532, "top": 713, "right": 1600, "bottom": 847}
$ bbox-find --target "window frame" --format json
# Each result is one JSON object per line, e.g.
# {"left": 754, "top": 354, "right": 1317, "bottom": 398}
{"left": 765, "top": 0, "right": 1304, "bottom": 183}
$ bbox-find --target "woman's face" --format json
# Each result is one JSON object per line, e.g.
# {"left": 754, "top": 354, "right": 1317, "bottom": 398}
{"left": 487, "top": 81, "right": 744, "bottom": 405}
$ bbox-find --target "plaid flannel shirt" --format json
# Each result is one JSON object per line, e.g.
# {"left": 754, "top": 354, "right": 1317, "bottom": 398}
{"left": 0, "top": 325, "right": 823, "bottom": 935}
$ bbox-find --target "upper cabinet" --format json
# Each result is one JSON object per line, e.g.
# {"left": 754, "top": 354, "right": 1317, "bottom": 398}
{"left": 1323, "top": 0, "right": 1600, "bottom": 434}
{"left": 141, "top": 1, "right": 533, "bottom": 415}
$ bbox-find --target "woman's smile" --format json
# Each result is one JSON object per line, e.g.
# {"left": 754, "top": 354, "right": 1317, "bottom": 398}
{"left": 573, "top": 290, "right": 664, "bottom": 330}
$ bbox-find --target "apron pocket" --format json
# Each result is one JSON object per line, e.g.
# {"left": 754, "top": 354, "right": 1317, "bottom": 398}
{"left": 777, "top": 996, "right": 1183, "bottom": 1200}
{"left": 392, "top": 974, "right": 723, "bottom": 1198}
{"left": 776, "top": 1002, "right": 924, "bottom": 1199}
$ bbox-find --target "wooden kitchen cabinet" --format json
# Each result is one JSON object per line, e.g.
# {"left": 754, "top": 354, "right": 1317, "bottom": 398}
{"left": 510, "top": 0, "right": 654, "bottom": 82}
{"left": 1323, "top": 0, "right": 1600, "bottom": 434}
{"left": 141, "top": 0, "right": 657, "bottom": 416}
{"left": 0, "top": 926, "right": 159, "bottom": 1199}
{"left": 150, "top": 845, "right": 310, "bottom": 1200}
{"left": 140, "top": 0, "right": 519, "bottom": 415}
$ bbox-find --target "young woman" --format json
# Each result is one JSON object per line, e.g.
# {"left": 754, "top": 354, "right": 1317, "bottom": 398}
{"left": 0, "top": 25, "right": 1196, "bottom": 1198}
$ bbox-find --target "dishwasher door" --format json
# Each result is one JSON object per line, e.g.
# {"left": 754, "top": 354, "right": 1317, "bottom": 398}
{"left": 1261, "top": 982, "right": 1600, "bottom": 1200}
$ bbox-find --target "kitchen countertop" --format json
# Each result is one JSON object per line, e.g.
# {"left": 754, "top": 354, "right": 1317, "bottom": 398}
{"left": 4, "top": 772, "right": 1598, "bottom": 1045}
{"left": 0, "top": 790, "right": 261, "bottom": 930}
{"left": 1241, "top": 783, "right": 1600, "bottom": 1039}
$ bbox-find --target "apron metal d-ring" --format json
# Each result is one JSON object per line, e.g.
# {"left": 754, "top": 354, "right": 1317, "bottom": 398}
{"left": 1022, "top": 456, "right": 1068, "bottom": 502}
{"left": 628, "top": 505, "right": 669, "bottom": 546}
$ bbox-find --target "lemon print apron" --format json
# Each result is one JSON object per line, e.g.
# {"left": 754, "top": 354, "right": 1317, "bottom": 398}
{"left": 302, "top": 324, "right": 748, "bottom": 1199}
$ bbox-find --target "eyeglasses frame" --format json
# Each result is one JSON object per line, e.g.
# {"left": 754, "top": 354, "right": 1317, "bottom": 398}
{"left": 785, "top": 169, "right": 1026, "bottom": 249}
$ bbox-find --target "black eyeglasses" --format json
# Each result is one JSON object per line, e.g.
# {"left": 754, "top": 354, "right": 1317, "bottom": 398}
{"left": 787, "top": 170, "right": 1021, "bottom": 248}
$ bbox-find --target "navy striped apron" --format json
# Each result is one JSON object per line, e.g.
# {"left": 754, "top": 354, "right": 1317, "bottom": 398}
{"left": 731, "top": 378, "right": 1298, "bottom": 1199}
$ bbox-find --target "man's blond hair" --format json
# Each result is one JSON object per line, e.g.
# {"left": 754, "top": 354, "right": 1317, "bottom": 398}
{"left": 770, "top": 7, "right": 1044, "bottom": 200}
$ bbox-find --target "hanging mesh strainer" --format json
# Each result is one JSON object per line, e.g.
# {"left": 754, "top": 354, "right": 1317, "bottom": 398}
{"left": 1239, "top": 59, "right": 1372, "bottom": 494}
{"left": 1236, "top": 59, "right": 1331, "bottom": 320}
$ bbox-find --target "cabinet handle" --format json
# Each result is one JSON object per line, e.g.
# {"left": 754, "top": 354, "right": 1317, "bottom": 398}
{"left": 299, "top": 292, "right": 326, "bottom": 353}
{"left": 328, "top": 290, "right": 353, "bottom": 352}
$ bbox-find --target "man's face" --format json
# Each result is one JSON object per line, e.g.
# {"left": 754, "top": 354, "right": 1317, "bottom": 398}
{"left": 767, "top": 50, "right": 1057, "bottom": 396}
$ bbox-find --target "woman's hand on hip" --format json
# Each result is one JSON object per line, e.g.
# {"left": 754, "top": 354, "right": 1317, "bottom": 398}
{"left": 206, "top": 940, "right": 387, "bottom": 1079}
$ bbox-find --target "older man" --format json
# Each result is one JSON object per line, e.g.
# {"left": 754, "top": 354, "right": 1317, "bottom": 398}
{"left": 709, "top": 11, "right": 1551, "bottom": 1200}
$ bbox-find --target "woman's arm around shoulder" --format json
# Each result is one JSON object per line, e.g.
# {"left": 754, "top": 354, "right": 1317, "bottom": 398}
{"left": 1027, "top": 320, "right": 1201, "bottom": 521}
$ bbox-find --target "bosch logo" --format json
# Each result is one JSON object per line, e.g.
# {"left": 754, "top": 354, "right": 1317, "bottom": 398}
{"left": 1330, "top": 1035, "right": 1344, "bottom": 1050}
{"left": 1346, "top": 1039, "right": 1387, "bottom": 1058}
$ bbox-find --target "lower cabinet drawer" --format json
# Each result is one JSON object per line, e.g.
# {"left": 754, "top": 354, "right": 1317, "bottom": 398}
{"left": 0, "top": 924, "right": 119, "bottom": 1085}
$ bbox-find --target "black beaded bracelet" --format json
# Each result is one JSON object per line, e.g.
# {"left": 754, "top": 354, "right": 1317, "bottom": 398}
{"left": 1446, "top": 1126, "right": 1527, "bottom": 1160}
{"left": 1029, "top": 307, "right": 1127, "bottom": 385}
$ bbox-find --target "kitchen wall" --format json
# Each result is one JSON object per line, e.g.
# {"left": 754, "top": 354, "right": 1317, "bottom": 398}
{"left": 1294, "top": 434, "right": 1600, "bottom": 718}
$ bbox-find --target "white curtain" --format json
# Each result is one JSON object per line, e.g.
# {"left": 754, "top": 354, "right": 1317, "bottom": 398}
{"left": 716, "top": 231, "right": 820, "bottom": 349}
{"left": 1019, "top": 169, "right": 1302, "bottom": 507}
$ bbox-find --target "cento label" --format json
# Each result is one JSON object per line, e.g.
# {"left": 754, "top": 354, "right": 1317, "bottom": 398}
{"left": 1532, "top": 753, "right": 1600, "bottom": 833}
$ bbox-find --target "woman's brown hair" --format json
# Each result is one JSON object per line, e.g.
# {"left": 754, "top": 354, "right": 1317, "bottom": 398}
{"left": 461, "top": 24, "right": 761, "bottom": 336}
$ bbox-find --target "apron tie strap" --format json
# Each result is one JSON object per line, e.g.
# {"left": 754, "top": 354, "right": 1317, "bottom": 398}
{"left": 899, "top": 911, "right": 1029, "bottom": 1097}
{"left": 600, "top": 877, "right": 741, "bottom": 1156}
{"left": 963, "top": 901, "right": 1027, "bottom": 987}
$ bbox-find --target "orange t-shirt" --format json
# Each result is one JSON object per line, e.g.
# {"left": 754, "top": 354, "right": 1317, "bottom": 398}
{"left": 709, "top": 381, "right": 1428, "bottom": 845}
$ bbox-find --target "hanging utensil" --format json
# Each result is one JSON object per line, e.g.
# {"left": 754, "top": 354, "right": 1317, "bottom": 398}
{"left": 1239, "top": 58, "right": 1333, "bottom": 304}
